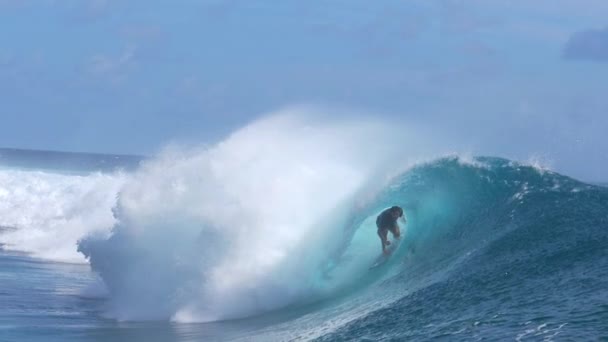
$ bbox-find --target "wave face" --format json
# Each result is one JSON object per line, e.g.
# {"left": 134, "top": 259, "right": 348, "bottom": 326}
{"left": 310, "top": 158, "right": 608, "bottom": 341}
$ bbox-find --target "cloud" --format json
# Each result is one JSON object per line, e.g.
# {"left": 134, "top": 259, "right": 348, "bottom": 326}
{"left": 86, "top": 45, "right": 137, "bottom": 83}
{"left": 563, "top": 27, "right": 608, "bottom": 62}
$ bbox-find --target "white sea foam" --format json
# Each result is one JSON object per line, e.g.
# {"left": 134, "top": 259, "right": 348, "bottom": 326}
{"left": 0, "top": 169, "right": 127, "bottom": 263}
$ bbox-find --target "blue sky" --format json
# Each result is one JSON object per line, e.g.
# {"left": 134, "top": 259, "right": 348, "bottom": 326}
{"left": 1, "top": 0, "right": 607, "bottom": 180}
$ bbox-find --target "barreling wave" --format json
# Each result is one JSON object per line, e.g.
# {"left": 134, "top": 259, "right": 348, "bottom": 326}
{"left": 75, "top": 110, "right": 606, "bottom": 330}
{"left": 310, "top": 157, "right": 608, "bottom": 341}
{"left": 223, "top": 156, "right": 606, "bottom": 341}
{"left": 2, "top": 109, "right": 606, "bottom": 340}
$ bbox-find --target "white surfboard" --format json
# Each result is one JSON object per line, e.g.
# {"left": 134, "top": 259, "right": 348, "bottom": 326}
{"left": 369, "top": 238, "right": 402, "bottom": 270}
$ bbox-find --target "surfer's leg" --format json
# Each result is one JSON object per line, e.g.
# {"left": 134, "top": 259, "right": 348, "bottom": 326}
{"left": 390, "top": 226, "right": 401, "bottom": 239}
{"left": 378, "top": 228, "right": 389, "bottom": 251}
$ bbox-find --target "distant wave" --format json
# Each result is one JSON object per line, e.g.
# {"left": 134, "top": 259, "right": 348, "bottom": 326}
{"left": 0, "top": 147, "right": 143, "bottom": 173}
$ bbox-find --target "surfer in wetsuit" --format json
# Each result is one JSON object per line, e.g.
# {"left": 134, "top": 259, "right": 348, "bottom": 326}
{"left": 376, "top": 206, "right": 404, "bottom": 255}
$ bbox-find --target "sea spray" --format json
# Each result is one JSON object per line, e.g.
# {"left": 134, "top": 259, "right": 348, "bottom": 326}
{"left": 78, "top": 111, "right": 420, "bottom": 321}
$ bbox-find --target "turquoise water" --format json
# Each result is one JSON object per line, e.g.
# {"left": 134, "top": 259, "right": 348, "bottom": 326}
{"left": 1, "top": 150, "right": 607, "bottom": 341}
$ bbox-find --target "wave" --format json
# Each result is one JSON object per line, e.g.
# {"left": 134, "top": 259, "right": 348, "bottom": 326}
{"left": 78, "top": 112, "right": 414, "bottom": 321}
{"left": 312, "top": 157, "right": 608, "bottom": 340}
{"left": 0, "top": 168, "right": 127, "bottom": 262}
{"left": 4, "top": 109, "right": 605, "bottom": 335}
{"left": 76, "top": 110, "right": 601, "bottom": 324}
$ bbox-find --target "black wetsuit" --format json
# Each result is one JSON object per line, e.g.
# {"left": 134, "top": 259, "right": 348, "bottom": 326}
{"left": 376, "top": 208, "right": 398, "bottom": 232}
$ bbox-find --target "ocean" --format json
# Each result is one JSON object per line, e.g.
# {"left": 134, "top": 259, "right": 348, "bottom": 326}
{"left": 1, "top": 119, "right": 607, "bottom": 341}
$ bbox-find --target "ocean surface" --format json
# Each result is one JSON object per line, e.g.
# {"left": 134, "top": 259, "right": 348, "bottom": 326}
{"left": 1, "top": 140, "right": 607, "bottom": 341}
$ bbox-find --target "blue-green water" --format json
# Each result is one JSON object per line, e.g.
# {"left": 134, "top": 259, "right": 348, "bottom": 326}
{"left": 1, "top": 150, "right": 607, "bottom": 341}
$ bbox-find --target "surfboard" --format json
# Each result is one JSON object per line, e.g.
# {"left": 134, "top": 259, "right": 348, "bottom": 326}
{"left": 369, "top": 238, "right": 402, "bottom": 270}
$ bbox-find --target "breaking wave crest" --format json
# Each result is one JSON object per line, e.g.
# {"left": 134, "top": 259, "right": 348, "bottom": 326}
{"left": 77, "top": 111, "right": 415, "bottom": 321}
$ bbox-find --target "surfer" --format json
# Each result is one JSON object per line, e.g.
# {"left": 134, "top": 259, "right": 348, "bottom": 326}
{"left": 376, "top": 206, "right": 404, "bottom": 255}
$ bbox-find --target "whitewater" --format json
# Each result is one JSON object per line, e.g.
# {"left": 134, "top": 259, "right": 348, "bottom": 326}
{"left": 1, "top": 110, "right": 607, "bottom": 341}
